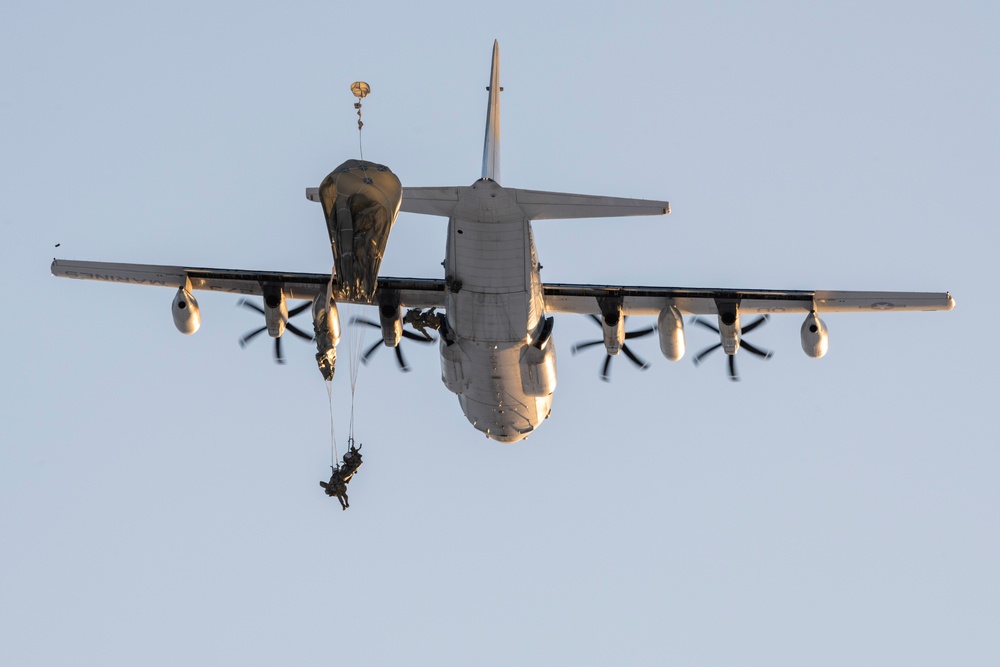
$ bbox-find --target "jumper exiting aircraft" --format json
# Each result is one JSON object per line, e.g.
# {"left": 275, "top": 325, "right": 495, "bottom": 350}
{"left": 51, "top": 41, "right": 954, "bottom": 443}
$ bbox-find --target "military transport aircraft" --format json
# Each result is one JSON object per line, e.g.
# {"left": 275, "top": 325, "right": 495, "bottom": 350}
{"left": 51, "top": 41, "right": 954, "bottom": 443}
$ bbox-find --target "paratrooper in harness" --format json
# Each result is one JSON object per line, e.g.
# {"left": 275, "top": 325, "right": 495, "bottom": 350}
{"left": 320, "top": 466, "right": 350, "bottom": 510}
{"left": 320, "top": 441, "right": 363, "bottom": 510}
{"left": 340, "top": 441, "right": 363, "bottom": 482}
{"left": 403, "top": 308, "right": 442, "bottom": 340}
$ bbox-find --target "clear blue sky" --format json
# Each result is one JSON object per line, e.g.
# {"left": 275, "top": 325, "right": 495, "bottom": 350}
{"left": 2, "top": 1, "right": 997, "bottom": 665}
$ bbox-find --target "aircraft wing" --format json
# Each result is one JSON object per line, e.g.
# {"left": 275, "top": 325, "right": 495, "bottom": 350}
{"left": 52, "top": 259, "right": 954, "bottom": 315}
{"left": 50, "top": 259, "right": 447, "bottom": 308}
{"left": 542, "top": 282, "right": 955, "bottom": 315}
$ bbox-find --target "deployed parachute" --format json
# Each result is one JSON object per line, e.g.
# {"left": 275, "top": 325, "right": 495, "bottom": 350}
{"left": 318, "top": 160, "right": 402, "bottom": 303}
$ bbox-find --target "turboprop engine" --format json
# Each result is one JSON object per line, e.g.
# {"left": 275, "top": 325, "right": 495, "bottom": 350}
{"left": 656, "top": 304, "right": 685, "bottom": 361}
{"left": 800, "top": 312, "right": 829, "bottom": 358}
{"left": 262, "top": 288, "right": 288, "bottom": 337}
{"left": 171, "top": 286, "right": 201, "bottom": 334}
{"left": 691, "top": 301, "right": 772, "bottom": 381}
{"left": 312, "top": 294, "right": 341, "bottom": 381}
{"left": 571, "top": 298, "right": 656, "bottom": 381}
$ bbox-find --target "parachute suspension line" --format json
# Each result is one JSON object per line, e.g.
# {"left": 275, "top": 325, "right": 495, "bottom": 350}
{"left": 343, "top": 302, "right": 369, "bottom": 444}
{"left": 326, "top": 379, "right": 339, "bottom": 465}
{"left": 351, "top": 81, "right": 370, "bottom": 162}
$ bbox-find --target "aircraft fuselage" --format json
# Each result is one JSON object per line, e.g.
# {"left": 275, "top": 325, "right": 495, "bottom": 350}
{"left": 440, "top": 178, "right": 553, "bottom": 442}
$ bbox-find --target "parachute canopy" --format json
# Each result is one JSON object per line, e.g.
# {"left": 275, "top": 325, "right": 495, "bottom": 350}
{"left": 318, "top": 160, "right": 402, "bottom": 303}
{"left": 350, "top": 81, "right": 371, "bottom": 99}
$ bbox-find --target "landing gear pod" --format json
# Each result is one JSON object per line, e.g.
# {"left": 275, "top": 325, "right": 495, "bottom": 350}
{"left": 801, "top": 312, "right": 829, "bottom": 358}
{"left": 657, "top": 305, "right": 685, "bottom": 361}
{"left": 317, "top": 160, "right": 402, "bottom": 303}
{"left": 520, "top": 317, "right": 557, "bottom": 397}
{"left": 171, "top": 287, "right": 200, "bottom": 335}
{"left": 439, "top": 317, "right": 469, "bottom": 394}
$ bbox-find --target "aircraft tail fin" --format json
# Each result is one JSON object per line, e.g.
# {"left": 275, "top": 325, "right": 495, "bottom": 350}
{"left": 482, "top": 40, "right": 501, "bottom": 183}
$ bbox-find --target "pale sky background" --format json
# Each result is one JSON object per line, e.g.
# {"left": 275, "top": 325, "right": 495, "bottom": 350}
{"left": 2, "top": 1, "right": 997, "bottom": 665}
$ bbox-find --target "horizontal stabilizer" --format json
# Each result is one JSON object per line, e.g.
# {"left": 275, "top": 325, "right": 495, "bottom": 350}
{"left": 512, "top": 188, "right": 670, "bottom": 220}
{"left": 390, "top": 185, "right": 671, "bottom": 220}
{"left": 399, "top": 186, "right": 462, "bottom": 216}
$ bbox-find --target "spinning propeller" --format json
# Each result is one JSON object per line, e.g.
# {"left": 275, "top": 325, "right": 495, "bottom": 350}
{"left": 691, "top": 315, "right": 773, "bottom": 382}
{"left": 237, "top": 299, "right": 314, "bottom": 364}
{"left": 350, "top": 317, "right": 434, "bottom": 372}
{"left": 571, "top": 314, "right": 655, "bottom": 382}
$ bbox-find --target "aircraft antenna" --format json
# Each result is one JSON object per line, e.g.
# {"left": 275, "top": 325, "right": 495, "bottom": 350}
{"left": 351, "top": 81, "right": 370, "bottom": 161}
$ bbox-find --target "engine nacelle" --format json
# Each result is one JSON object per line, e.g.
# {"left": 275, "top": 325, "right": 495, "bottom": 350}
{"left": 171, "top": 287, "right": 201, "bottom": 335}
{"left": 263, "top": 289, "right": 288, "bottom": 337}
{"left": 312, "top": 295, "right": 341, "bottom": 381}
{"left": 800, "top": 312, "right": 829, "bottom": 358}
{"left": 656, "top": 305, "right": 685, "bottom": 361}
{"left": 717, "top": 302, "right": 741, "bottom": 355}
{"left": 601, "top": 310, "right": 625, "bottom": 355}
{"left": 379, "top": 302, "right": 403, "bottom": 347}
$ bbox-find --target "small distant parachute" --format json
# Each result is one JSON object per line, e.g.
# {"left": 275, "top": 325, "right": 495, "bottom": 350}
{"left": 350, "top": 81, "right": 370, "bottom": 99}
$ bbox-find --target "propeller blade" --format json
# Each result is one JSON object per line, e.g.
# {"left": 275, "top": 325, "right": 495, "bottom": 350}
{"left": 691, "top": 316, "right": 720, "bottom": 334}
{"left": 285, "top": 322, "right": 314, "bottom": 342}
{"left": 620, "top": 344, "right": 650, "bottom": 370}
{"left": 401, "top": 329, "right": 434, "bottom": 343}
{"left": 740, "top": 314, "right": 769, "bottom": 335}
{"left": 274, "top": 336, "right": 285, "bottom": 365}
{"left": 624, "top": 326, "right": 655, "bottom": 340}
{"left": 239, "top": 326, "right": 267, "bottom": 348}
{"left": 360, "top": 340, "right": 383, "bottom": 365}
{"left": 351, "top": 317, "right": 381, "bottom": 329}
{"left": 571, "top": 339, "right": 605, "bottom": 355}
{"left": 600, "top": 355, "right": 613, "bottom": 382}
{"left": 394, "top": 345, "right": 411, "bottom": 372}
{"left": 238, "top": 299, "right": 265, "bottom": 315}
{"left": 728, "top": 355, "right": 738, "bottom": 382}
{"left": 588, "top": 314, "right": 603, "bottom": 327}
{"left": 740, "top": 340, "right": 773, "bottom": 359}
{"left": 288, "top": 301, "right": 313, "bottom": 318}
{"left": 693, "top": 342, "right": 722, "bottom": 366}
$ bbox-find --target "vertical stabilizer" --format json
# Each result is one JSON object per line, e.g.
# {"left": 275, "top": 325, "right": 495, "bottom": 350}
{"left": 482, "top": 40, "right": 501, "bottom": 183}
